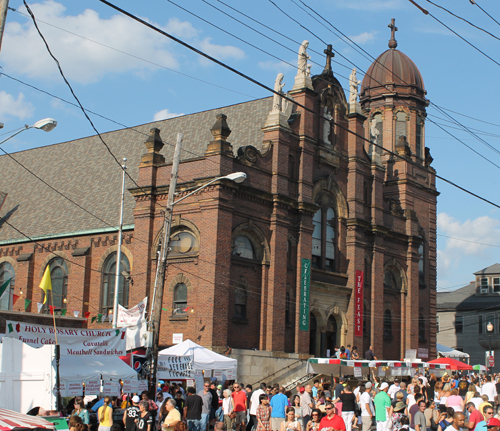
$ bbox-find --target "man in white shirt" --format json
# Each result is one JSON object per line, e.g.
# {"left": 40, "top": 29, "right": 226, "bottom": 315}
{"left": 360, "top": 382, "right": 374, "bottom": 431}
{"left": 482, "top": 376, "right": 498, "bottom": 403}
{"left": 387, "top": 379, "right": 400, "bottom": 400}
{"left": 249, "top": 383, "right": 266, "bottom": 431}
{"left": 418, "top": 373, "right": 428, "bottom": 387}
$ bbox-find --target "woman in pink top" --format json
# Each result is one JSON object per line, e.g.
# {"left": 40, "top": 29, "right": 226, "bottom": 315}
{"left": 446, "top": 388, "right": 464, "bottom": 412}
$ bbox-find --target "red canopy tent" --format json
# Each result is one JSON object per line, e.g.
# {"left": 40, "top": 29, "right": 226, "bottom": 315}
{"left": 0, "top": 409, "right": 55, "bottom": 431}
{"left": 428, "top": 357, "right": 473, "bottom": 370}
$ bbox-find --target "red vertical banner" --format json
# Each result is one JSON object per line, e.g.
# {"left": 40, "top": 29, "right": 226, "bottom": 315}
{"left": 354, "top": 270, "right": 364, "bottom": 337}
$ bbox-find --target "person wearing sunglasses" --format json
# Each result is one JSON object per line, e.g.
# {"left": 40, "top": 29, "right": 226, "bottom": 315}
{"left": 473, "top": 406, "right": 495, "bottom": 431}
{"left": 306, "top": 409, "right": 322, "bottom": 431}
{"left": 318, "top": 402, "right": 346, "bottom": 431}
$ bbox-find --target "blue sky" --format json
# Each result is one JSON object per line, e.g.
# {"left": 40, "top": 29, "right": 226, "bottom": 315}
{"left": 1, "top": 0, "right": 500, "bottom": 291}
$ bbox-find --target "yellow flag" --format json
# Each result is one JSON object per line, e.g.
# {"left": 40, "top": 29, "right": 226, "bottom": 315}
{"left": 39, "top": 266, "right": 52, "bottom": 304}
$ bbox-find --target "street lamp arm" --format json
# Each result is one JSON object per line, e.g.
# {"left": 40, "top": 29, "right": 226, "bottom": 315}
{"left": 0, "top": 118, "right": 58, "bottom": 146}
{"left": 0, "top": 127, "right": 28, "bottom": 146}
{"left": 172, "top": 172, "right": 246, "bottom": 206}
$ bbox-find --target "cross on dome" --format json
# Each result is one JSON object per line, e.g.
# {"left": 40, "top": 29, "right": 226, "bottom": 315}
{"left": 388, "top": 18, "right": 398, "bottom": 49}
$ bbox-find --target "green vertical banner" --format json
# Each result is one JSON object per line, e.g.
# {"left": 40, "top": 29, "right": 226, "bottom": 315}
{"left": 300, "top": 258, "right": 311, "bottom": 331}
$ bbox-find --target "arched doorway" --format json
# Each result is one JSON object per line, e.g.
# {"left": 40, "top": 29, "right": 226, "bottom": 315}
{"left": 323, "top": 315, "right": 338, "bottom": 357}
{"left": 309, "top": 312, "right": 317, "bottom": 356}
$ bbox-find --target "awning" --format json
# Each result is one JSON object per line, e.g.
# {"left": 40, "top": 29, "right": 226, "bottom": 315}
{"left": 436, "top": 344, "right": 470, "bottom": 359}
{"left": 427, "top": 357, "right": 473, "bottom": 371}
{"left": 158, "top": 339, "right": 237, "bottom": 371}
{"left": 59, "top": 356, "right": 138, "bottom": 382}
{"left": 0, "top": 408, "right": 55, "bottom": 430}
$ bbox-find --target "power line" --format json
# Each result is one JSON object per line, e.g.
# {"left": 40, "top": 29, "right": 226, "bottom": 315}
{"left": 425, "top": 0, "right": 500, "bottom": 42}
{"left": 437, "top": 234, "right": 500, "bottom": 248}
{"left": 96, "top": 0, "right": 500, "bottom": 213}
{"left": 410, "top": 0, "right": 500, "bottom": 68}
{"left": 471, "top": 1, "right": 500, "bottom": 28}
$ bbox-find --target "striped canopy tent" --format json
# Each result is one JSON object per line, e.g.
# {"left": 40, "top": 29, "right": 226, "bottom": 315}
{"left": 306, "top": 358, "right": 450, "bottom": 375}
{"left": 0, "top": 409, "right": 56, "bottom": 431}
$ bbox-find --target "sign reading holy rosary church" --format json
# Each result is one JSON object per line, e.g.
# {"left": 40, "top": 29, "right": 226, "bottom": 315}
{"left": 4, "top": 320, "right": 127, "bottom": 356}
{"left": 300, "top": 258, "right": 311, "bottom": 331}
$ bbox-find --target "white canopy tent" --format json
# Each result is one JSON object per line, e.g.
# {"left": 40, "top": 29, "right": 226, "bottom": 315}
{"left": 59, "top": 355, "right": 138, "bottom": 382}
{"left": 158, "top": 339, "right": 237, "bottom": 372}
{"left": 436, "top": 344, "right": 470, "bottom": 360}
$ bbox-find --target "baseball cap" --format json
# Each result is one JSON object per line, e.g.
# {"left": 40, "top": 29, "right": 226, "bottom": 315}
{"left": 299, "top": 387, "right": 305, "bottom": 393}
{"left": 132, "top": 395, "right": 140, "bottom": 403}
{"left": 365, "top": 382, "right": 372, "bottom": 389}
{"left": 487, "top": 419, "right": 500, "bottom": 427}
{"left": 380, "top": 382, "right": 389, "bottom": 390}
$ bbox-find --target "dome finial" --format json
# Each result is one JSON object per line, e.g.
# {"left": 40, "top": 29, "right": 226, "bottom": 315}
{"left": 388, "top": 18, "right": 398, "bottom": 49}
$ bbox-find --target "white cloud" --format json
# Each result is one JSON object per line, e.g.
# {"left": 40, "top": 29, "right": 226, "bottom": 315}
{"left": 349, "top": 31, "right": 377, "bottom": 45}
{"left": 165, "top": 18, "right": 198, "bottom": 39}
{"left": 198, "top": 38, "right": 245, "bottom": 63}
{"left": 437, "top": 213, "right": 500, "bottom": 288}
{"left": 2, "top": 1, "right": 179, "bottom": 84}
{"left": 153, "top": 109, "right": 184, "bottom": 121}
{"left": 258, "top": 60, "right": 294, "bottom": 72}
{"left": 0, "top": 91, "right": 34, "bottom": 120}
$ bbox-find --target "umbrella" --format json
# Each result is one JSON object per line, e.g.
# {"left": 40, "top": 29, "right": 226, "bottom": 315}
{"left": 0, "top": 408, "right": 56, "bottom": 431}
{"left": 472, "top": 364, "right": 488, "bottom": 371}
{"left": 428, "top": 357, "right": 473, "bottom": 370}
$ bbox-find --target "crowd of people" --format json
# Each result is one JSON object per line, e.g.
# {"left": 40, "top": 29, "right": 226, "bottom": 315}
{"left": 66, "top": 371, "right": 500, "bottom": 431}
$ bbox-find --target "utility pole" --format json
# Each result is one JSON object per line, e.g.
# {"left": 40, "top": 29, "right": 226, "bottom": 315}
{"left": 149, "top": 133, "right": 182, "bottom": 393}
{"left": 0, "top": 0, "right": 9, "bottom": 53}
{"left": 112, "top": 158, "right": 127, "bottom": 328}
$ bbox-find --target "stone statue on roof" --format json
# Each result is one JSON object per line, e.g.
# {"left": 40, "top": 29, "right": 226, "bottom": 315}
{"left": 272, "top": 73, "right": 286, "bottom": 113}
{"left": 297, "top": 40, "right": 310, "bottom": 77}
{"left": 349, "top": 68, "right": 361, "bottom": 104}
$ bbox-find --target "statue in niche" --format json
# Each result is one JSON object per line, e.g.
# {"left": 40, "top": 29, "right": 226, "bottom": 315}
{"left": 272, "top": 73, "right": 286, "bottom": 112}
{"left": 370, "top": 118, "right": 379, "bottom": 145}
{"left": 297, "top": 40, "right": 310, "bottom": 77}
{"left": 322, "top": 106, "right": 333, "bottom": 145}
{"left": 349, "top": 68, "right": 361, "bottom": 104}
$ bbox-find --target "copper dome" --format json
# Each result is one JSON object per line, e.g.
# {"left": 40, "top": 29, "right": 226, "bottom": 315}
{"left": 360, "top": 48, "right": 426, "bottom": 102}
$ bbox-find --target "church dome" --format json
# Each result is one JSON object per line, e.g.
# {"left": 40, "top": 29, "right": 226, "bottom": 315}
{"left": 360, "top": 20, "right": 426, "bottom": 106}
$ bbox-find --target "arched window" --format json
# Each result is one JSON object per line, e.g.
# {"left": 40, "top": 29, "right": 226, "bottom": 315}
{"left": 234, "top": 286, "right": 247, "bottom": 319}
{"left": 173, "top": 283, "right": 187, "bottom": 313}
{"left": 419, "top": 313, "right": 426, "bottom": 341}
{"left": 100, "top": 252, "right": 130, "bottom": 313}
{"left": 418, "top": 239, "right": 425, "bottom": 287}
{"left": 312, "top": 205, "right": 336, "bottom": 271}
{"left": 416, "top": 115, "right": 424, "bottom": 159}
{"left": 383, "top": 309, "right": 392, "bottom": 339}
{"left": 232, "top": 236, "right": 255, "bottom": 259}
{"left": 384, "top": 270, "right": 399, "bottom": 291}
{"left": 0, "top": 262, "right": 15, "bottom": 311}
{"left": 169, "top": 229, "right": 199, "bottom": 257}
{"left": 372, "top": 113, "right": 383, "bottom": 143}
{"left": 395, "top": 111, "right": 407, "bottom": 139}
{"left": 287, "top": 239, "right": 294, "bottom": 267}
{"left": 42, "top": 257, "right": 68, "bottom": 310}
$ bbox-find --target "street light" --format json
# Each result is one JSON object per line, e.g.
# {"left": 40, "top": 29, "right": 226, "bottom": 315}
{"left": 487, "top": 321, "right": 494, "bottom": 368}
{"left": 148, "top": 133, "right": 247, "bottom": 394}
{"left": 0, "top": 118, "right": 58, "bottom": 146}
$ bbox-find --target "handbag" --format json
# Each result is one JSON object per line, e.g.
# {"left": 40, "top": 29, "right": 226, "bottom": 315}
{"left": 229, "top": 412, "right": 236, "bottom": 419}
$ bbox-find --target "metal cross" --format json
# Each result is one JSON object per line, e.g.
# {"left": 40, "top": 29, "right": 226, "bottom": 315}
{"left": 388, "top": 18, "right": 398, "bottom": 40}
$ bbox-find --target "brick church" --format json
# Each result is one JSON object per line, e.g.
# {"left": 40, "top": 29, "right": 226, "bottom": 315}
{"left": 0, "top": 24, "right": 437, "bottom": 366}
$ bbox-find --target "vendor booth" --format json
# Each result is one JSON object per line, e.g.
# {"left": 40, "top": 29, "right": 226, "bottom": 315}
{"left": 158, "top": 340, "right": 237, "bottom": 384}
{"left": 0, "top": 408, "right": 55, "bottom": 430}
{"left": 427, "top": 357, "right": 473, "bottom": 371}
{"left": 306, "top": 358, "right": 450, "bottom": 377}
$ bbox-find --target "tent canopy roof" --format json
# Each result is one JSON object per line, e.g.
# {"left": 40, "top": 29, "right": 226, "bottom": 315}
{"left": 158, "top": 339, "right": 237, "bottom": 371}
{"left": 437, "top": 344, "right": 470, "bottom": 359}
{"left": 0, "top": 408, "right": 55, "bottom": 430}
{"left": 428, "top": 357, "right": 473, "bottom": 370}
{"left": 59, "top": 356, "right": 137, "bottom": 382}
